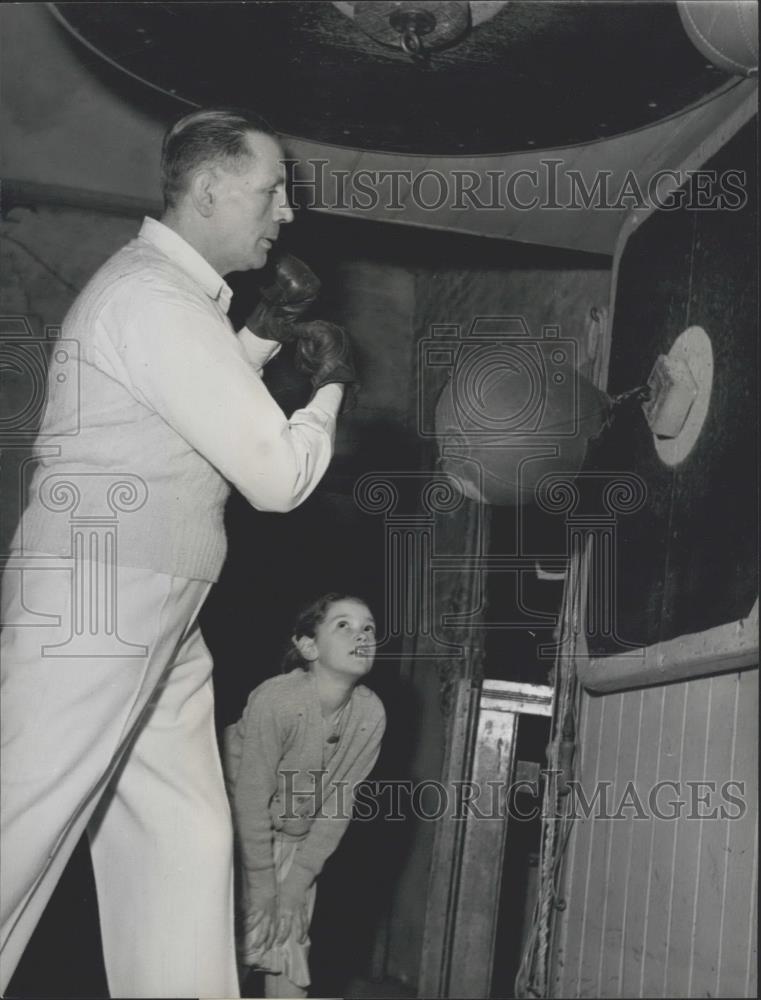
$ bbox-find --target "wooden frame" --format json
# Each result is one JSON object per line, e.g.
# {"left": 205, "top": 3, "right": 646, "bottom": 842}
{"left": 419, "top": 680, "right": 553, "bottom": 999}
{"left": 579, "top": 598, "right": 758, "bottom": 694}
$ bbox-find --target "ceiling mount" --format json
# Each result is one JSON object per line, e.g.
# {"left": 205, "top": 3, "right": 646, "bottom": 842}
{"left": 351, "top": 1, "right": 471, "bottom": 61}
{"left": 389, "top": 8, "right": 438, "bottom": 60}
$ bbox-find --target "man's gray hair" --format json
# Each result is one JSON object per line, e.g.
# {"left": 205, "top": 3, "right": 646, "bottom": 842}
{"left": 161, "top": 108, "right": 277, "bottom": 209}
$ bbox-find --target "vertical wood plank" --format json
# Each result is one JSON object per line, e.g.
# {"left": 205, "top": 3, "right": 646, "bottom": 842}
{"left": 447, "top": 707, "right": 517, "bottom": 999}
{"left": 419, "top": 679, "right": 478, "bottom": 997}
{"left": 576, "top": 691, "right": 621, "bottom": 997}
{"left": 742, "top": 823, "right": 758, "bottom": 998}
{"left": 713, "top": 674, "right": 741, "bottom": 998}
{"left": 554, "top": 689, "right": 603, "bottom": 998}
{"left": 687, "top": 674, "right": 737, "bottom": 993}
{"left": 663, "top": 676, "right": 712, "bottom": 997}
{"left": 716, "top": 669, "right": 758, "bottom": 997}
{"left": 598, "top": 691, "right": 637, "bottom": 997}
{"left": 619, "top": 684, "right": 662, "bottom": 997}
{"left": 551, "top": 688, "right": 594, "bottom": 998}
{"left": 639, "top": 681, "right": 686, "bottom": 996}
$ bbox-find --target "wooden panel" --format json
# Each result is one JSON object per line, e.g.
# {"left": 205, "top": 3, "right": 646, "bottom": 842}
{"left": 552, "top": 668, "right": 758, "bottom": 999}
{"left": 551, "top": 687, "right": 598, "bottom": 993}
{"left": 576, "top": 697, "right": 620, "bottom": 996}
{"left": 418, "top": 679, "right": 480, "bottom": 998}
{"left": 449, "top": 709, "right": 517, "bottom": 998}
{"left": 419, "top": 681, "right": 552, "bottom": 998}
{"left": 716, "top": 670, "right": 758, "bottom": 996}
{"left": 663, "top": 680, "right": 713, "bottom": 996}
{"left": 580, "top": 601, "right": 758, "bottom": 693}
{"left": 619, "top": 685, "right": 664, "bottom": 997}
{"left": 575, "top": 692, "right": 624, "bottom": 995}
{"left": 598, "top": 690, "right": 642, "bottom": 996}
{"left": 688, "top": 675, "right": 740, "bottom": 995}
{"left": 640, "top": 682, "right": 687, "bottom": 996}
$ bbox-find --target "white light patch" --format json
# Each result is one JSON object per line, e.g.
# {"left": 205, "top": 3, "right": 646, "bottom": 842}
{"left": 652, "top": 326, "right": 713, "bottom": 467}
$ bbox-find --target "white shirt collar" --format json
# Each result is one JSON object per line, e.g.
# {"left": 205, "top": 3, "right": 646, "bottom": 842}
{"left": 139, "top": 217, "right": 233, "bottom": 314}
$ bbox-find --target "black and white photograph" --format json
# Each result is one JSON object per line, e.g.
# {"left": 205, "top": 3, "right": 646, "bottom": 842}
{"left": 0, "top": 2, "right": 758, "bottom": 998}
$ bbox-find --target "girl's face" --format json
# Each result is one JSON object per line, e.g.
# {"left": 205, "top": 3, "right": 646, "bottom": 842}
{"left": 300, "top": 599, "right": 376, "bottom": 678}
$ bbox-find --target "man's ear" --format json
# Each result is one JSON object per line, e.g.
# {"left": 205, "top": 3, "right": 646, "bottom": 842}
{"left": 293, "top": 634, "right": 318, "bottom": 662}
{"left": 188, "top": 167, "right": 217, "bottom": 218}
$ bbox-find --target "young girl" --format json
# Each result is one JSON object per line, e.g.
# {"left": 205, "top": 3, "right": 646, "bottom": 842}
{"left": 224, "top": 593, "right": 385, "bottom": 998}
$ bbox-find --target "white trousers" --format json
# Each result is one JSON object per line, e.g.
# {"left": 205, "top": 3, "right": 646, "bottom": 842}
{"left": 0, "top": 558, "right": 240, "bottom": 998}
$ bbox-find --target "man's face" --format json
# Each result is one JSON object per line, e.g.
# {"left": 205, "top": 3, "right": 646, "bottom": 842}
{"left": 211, "top": 132, "right": 293, "bottom": 273}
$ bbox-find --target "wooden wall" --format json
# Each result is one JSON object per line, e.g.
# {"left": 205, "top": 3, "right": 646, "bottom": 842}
{"left": 553, "top": 668, "right": 758, "bottom": 998}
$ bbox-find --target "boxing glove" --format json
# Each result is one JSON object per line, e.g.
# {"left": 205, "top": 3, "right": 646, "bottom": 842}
{"left": 247, "top": 254, "right": 321, "bottom": 343}
{"left": 293, "top": 319, "right": 359, "bottom": 406}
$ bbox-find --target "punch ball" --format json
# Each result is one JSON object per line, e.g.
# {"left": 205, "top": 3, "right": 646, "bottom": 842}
{"left": 434, "top": 341, "right": 610, "bottom": 506}
{"left": 678, "top": 0, "right": 758, "bottom": 77}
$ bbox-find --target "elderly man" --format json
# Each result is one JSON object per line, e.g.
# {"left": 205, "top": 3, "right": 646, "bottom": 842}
{"left": 0, "top": 108, "right": 354, "bottom": 997}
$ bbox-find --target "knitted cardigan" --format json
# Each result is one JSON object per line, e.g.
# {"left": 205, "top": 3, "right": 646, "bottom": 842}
{"left": 224, "top": 669, "right": 385, "bottom": 902}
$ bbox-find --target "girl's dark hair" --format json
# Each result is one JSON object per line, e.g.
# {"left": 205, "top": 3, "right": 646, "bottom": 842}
{"left": 282, "top": 592, "right": 371, "bottom": 672}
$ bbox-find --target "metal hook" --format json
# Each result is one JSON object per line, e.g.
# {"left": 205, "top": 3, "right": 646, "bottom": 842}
{"left": 400, "top": 26, "right": 421, "bottom": 54}
{"left": 400, "top": 25, "right": 430, "bottom": 63}
{"left": 391, "top": 9, "right": 433, "bottom": 63}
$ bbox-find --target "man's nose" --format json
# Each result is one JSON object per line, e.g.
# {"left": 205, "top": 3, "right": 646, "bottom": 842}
{"left": 275, "top": 196, "right": 294, "bottom": 225}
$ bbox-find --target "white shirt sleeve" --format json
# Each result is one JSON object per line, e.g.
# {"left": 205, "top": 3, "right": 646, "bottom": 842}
{"left": 236, "top": 326, "right": 281, "bottom": 374}
{"left": 94, "top": 286, "right": 343, "bottom": 513}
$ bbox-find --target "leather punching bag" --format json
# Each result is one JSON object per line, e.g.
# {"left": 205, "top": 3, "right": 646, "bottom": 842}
{"left": 435, "top": 338, "right": 610, "bottom": 506}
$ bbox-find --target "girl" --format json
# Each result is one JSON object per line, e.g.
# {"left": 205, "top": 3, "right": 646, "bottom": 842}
{"left": 224, "top": 593, "right": 385, "bottom": 998}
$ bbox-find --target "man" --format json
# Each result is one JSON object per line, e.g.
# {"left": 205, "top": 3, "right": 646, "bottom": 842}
{"left": 0, "top": 108, "right": 355, "bottom": 997}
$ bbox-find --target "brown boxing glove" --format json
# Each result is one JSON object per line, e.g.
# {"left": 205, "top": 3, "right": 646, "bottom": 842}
{"left": 246, "top": 254, "right": 321, "bottom": 343}
{"left": 293, "top": 320, "right": 359, "bottom": 409}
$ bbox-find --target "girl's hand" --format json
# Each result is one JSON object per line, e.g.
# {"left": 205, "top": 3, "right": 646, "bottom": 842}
{"left": 275, "top": 876, "right": 310, "bottom": 946}
{"left": 241, "top": 898, "right": 277, "bottom": 960}
{"left": 274, "top": 899, "right": 309, "bottom": 945}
